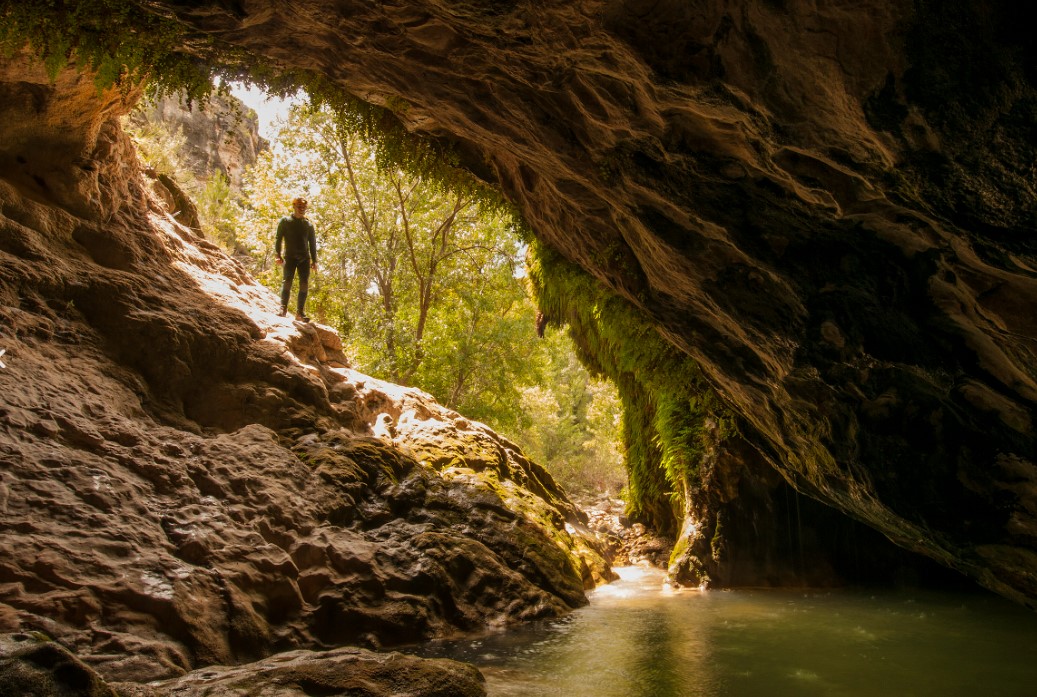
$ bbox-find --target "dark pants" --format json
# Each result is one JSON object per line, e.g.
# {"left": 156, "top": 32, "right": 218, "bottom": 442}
{"left": 280, "top": 257, "right": 311, "bottom": 315}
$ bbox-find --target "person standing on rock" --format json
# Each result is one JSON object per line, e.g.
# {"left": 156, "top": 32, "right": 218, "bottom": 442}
{"left": 275, "top": 196, "right": 318, "bottom": 322}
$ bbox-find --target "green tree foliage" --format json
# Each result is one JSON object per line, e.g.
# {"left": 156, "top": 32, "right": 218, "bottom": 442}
{"left": 195, "top": 169, "right": 245, "bottom": 252}
{"left": 514, "top": 328, "right": 626, "bottom": 496}
{"left": 122, "top": 115, "right": 190, "bottom": 178}
{"left": 412, "top": 250, "right": 537, "bottom": 429}
{"left": 239, "top": 104, "right": 532, "bottom": 426}
{"left": 238, "top": 148, "right": 294, "bottom": 282}
{"left": 236, "top": 103, "right": 624, "bottom": 492}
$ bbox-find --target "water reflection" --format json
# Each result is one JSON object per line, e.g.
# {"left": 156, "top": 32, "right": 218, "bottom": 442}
{"left": 409, "top": 566, "right": 1037, "bottom": 697}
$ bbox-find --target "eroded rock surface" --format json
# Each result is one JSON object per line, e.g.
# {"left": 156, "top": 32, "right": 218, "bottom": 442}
{"left": 0, "top": 632, "right": 119, "bottom": 697}
{"left": 129, "top": 0, "right": 1037, "bottom": 606}
{"left": 0, "top": 53, "right": 608, "bottom": 688}
{"left": 0, "top": 632, "right": 486, "bottom": 697}
{"left": 112, "top": 646, "right": 486, "bottom": 697}
{"left": 580, "top": 495, "right": 674, "bottom": 569}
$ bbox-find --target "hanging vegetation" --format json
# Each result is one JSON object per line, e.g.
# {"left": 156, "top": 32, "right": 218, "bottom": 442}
{"left": 527, "top": 239, "right": 737, "bottom": 534}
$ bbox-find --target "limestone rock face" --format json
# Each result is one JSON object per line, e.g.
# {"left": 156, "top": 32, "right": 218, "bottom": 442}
{"left": 132, "top": 91, "right": 268, "bottom": 189}
{"left": 134, "top": 0, "right": 1037, "bottom": 606}
{"left": 0, "top": 54, "right": 609, "bottom": 688}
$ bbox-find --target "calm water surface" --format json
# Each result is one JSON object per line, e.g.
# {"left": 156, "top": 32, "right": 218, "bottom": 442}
{"left": 409, "top": 566, "right": 1037, "bottom": 697}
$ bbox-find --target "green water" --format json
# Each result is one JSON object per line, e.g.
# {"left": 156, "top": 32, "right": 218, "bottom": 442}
{"left": 410, "top": 566, "right": 1037, "bottom": 697}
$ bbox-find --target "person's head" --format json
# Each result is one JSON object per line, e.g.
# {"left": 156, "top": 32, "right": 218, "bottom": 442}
{"left": 292, "top": 197, "right": 308, "bottom": 217}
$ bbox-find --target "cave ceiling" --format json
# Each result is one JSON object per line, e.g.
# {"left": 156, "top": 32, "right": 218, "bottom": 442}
{"left": 116, "top": 0, "right": 1037, "bottom": 603}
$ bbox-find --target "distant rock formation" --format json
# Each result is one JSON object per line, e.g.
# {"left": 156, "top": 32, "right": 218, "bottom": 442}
{"left": 132, "top": 90, "right": 268, "bottom": 190}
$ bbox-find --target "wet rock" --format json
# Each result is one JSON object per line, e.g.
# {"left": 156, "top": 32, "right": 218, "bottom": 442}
{"left": 581, "top": 496, "right": 674, "bottom": 569}
{"left": 113, "top": 646, "right": 485, "bottom": 697}
{"left": 0, "top": 632, "right": 118, "bottom": 697}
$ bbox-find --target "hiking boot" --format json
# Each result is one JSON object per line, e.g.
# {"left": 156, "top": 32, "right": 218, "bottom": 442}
{"left": 278, "top": 306, "right": 287, "bottom": 317}
{"left": 295, "top": 314, "right": 310, "bottom": 323}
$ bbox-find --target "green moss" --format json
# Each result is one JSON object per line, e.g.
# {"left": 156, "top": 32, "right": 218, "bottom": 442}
{"left": 528, "top": 240, "right": 737, "bottom": 535}
{"left": 0, "top": 0, "right": 218, "bottom": 101}
{"left": 667, "top": 525, "right": 691, "bottom": 567}
{"left": 308, "top": 449, "right": 368, "bottom": 487}
{"left": 710, "top": 510, "right": 724, "bottom": 562}
{"left": 0, "top": 0, "right": 515, "bottom": 216}
{"left": 294, "top": 434, "right": 414, "bottom": 491}
{"left": 405, "top": 429, "right": 508, "bottom": 475}
{"left": 617, "top": 374, "right": 671, "bottom": 531}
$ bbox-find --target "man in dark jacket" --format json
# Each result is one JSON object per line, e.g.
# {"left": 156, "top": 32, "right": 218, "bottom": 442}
{"left": 275, "top": 197, "right": 318, "bottom": 321}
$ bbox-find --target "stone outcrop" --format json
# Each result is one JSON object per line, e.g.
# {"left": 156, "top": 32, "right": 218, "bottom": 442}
{"left": 0, "top": 633, "right": 120, "bottom": 697}
{"left": 580, "top": 495, "right": 674, "bottom": 569}
{"left": 0, "top": 52, "right": 609, "bottom": 691}
{"left": 129, "top": 90, "right": 266, "bottom": 236}
{"left": 0, "top": 632, "right": 486, "bottom": 697}
{"left": 113, "top": 645, "right": 487, "bottom": 697}
{"left": 116, "top": 0, "right": 1037, "bottom": 607}
{"left": 131, "top": 91, "right": 267, "bottom": 190}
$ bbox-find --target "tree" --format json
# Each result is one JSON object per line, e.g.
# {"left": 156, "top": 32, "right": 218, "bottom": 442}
{"left": 123, "top": 115, "right": 191, "bottom": 180}
{"left": 196, "top": 169, "right": 245, "bottom": 252}
{"left": 240, "top": 103, "right": 539, "bottom": 428}
{"left": 132, "top": 92, "right": 626, "bottom": 496}
{"left": 415, "top": 250, "right": 535, "bottom": 429}
{"left": 514, "top": 327, "right": 626, "bottom": 496}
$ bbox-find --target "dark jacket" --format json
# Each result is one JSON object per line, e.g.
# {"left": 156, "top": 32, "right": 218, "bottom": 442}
{"left": 275, "top": 215, "right": 317, "bottom": 263}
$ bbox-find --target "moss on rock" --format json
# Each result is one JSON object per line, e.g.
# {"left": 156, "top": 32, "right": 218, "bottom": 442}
{"left": 528, "top": 239, "right": 737, "bottom": 539}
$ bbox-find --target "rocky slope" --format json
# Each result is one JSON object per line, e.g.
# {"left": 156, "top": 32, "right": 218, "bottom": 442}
{"left": 118, "top": 0, "right": 1036, "bottom": 607}
{"left": 0, "top": 52, "right": 610, "bottom": 690}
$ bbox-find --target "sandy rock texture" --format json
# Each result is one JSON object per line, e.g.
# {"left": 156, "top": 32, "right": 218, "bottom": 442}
{"left": 0, "top": 632, "right": 486, "bottom": 697}
{"left": 112, "top": 646, "right": 486, "bottom": 697}
{"left": 0, "top": 632, "right": 120, "bottom": 697}
{"left": 134, "top": 0, "right": 1037, "bottom": 606}
{"left": 0, "top": 53, "right": 609, "bottom": 688}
